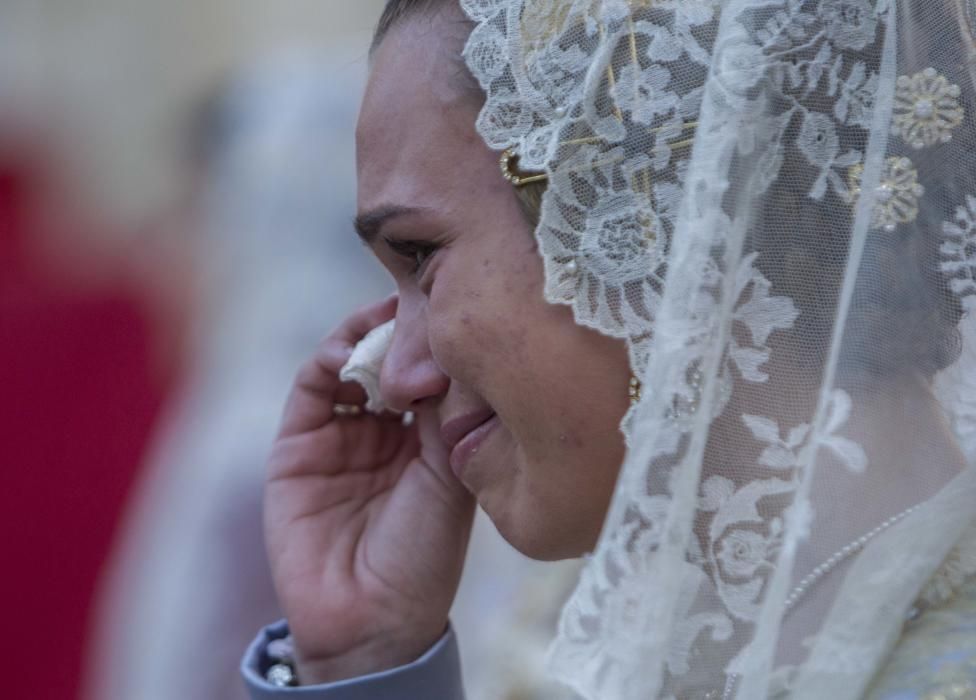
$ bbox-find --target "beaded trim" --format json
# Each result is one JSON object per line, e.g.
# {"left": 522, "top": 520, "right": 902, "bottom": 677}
{"left": 784, "top": 505, "right": 921, "bottom": 611}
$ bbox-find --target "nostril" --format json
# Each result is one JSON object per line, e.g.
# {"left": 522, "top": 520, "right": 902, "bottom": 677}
{"left": 378, "top": 305, "right": 447, "bottom": 411}
{"left": 379, "top": 359, "right": 448, "bottom": 413}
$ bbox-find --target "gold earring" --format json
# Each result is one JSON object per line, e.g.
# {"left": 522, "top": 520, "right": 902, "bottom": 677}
{"left": 629, "top": 375, "right": 642, "bottom": 406}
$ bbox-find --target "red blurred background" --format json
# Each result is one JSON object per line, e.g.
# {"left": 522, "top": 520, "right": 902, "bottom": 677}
{"left": 0, "top": 125, "right": 188, "bottom": 700}
{"left": 0, "top": 4, "right": 382, "bottom": 698}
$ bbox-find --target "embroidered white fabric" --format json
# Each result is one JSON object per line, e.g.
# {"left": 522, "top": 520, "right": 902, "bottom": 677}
{"left": 461, "top": 0, "right": 976, "bottom": 697}
{"left": 340, "top": 319, "right": 396, "bottom": 413}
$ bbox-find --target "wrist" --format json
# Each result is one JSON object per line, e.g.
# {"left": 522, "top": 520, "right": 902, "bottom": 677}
{"left": 293, "top": 626, "right": 447, "bottom": 685}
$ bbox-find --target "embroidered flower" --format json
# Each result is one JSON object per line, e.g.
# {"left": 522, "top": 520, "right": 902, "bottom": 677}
{"left": 820, "top": 0, "right": 878, "bottom": 51}
{"left": 799, "top": 111, "right": 840, "bottom": 165}
{"left": 611, "top": 64, "right": 679, "bottom": 126}
{"left": 797, "top": 111, "right": 862, "bottom": 199}
{"left": 847, "top": 157, "right": 925, "bottom": 232}
{"left": 464, "top": 20, "right": 507, "bottom": 82}
{"left": 714, "top": 37, "right": 767, "bottom": 97}
{"left": 459, "top": 0, "right": 506, "bottom": 22}
{"left": 700, "top": 476, "right": 736, "bottom": 513}
{"left": 670, "top": 0, "right": 721, "bottom": 30}
{"left": 718, "top": 529, "right": 771, "bottom": 580}
{"left": 587, "top": 201, "right": 659, "bottom": 276}
{"left": 834, "top": 62, "right": 879, "bottom": 129}
{"left": 811, "top": 389, "right": 868, "bottom": 473}
{"left": 742, "top": 414, "right": 810, "bottom": 470}
{"left": 525, "top": 42, "right": 591, "bottom": 110}
{"left": 941, "top": 194, "right": 976, "bottom": 307}
{"left": 475, "top": 86, "right": 533, "bottom": 149}
{"left": 729, "top": 257, "right": 800, "bottom": 382}
{"left": 892, "top": 68, "right": 965, "bottom": 149}
{"left": 634, "top": 20, "right": 684, "bottom": 63}
{"left": 520, "top": 123, "right": 558, "bottom": 168}
{"left": 542, "top": 145, "right": 667, "bottom": 334}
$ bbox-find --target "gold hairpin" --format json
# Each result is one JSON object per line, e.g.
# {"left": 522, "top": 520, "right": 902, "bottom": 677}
{"left": 500, "top": 118, "right": 699, "bottom": 188}
{"left": 500, "top": 148, "right": 549, "bottom": 187}
{"left": 559, "top": 121, "right": 699, "bottom": 148}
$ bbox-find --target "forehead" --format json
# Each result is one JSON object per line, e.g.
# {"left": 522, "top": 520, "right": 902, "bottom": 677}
{"left": 356, "top": 11, "right": 488, "bottom": 214}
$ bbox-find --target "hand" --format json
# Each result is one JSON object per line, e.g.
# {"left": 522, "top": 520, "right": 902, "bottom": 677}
{"left": 264, "top": 296, "right": 476, "bottom": 684}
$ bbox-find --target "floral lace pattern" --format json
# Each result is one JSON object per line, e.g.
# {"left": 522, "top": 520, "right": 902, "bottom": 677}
{"left": 847, "top": 156, "right": 924, "bottom": 231}
{"left": 892, "top": 68, "right": 964, "bottom": 150}
{"left": 464, "top": 0, "right": 720, "bottom": 374}
{"left": 942, "top": 195, "right": 976, "bottom": 312}
{"left": 462, "top": 0, "right": 976, "bottom": 697}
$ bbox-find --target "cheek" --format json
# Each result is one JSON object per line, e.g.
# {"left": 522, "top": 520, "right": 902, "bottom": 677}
{"left": 426, "top": 244, "right": 543, "bottom": 380}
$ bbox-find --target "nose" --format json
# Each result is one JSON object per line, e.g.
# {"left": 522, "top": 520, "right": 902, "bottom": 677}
{"left": 379, "top": 296, "right": 449, "bottom": 412}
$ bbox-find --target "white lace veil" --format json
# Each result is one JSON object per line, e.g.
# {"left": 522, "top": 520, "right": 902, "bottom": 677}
{"left": 461, "top": 0, "right": 976, "bottom": 696}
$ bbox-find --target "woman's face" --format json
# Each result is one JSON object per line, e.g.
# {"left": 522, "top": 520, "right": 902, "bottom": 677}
{"left": 357, "top": 10, "right": 629, "bottom": 560}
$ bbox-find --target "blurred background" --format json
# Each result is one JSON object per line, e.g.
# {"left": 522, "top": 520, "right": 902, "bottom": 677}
{"left": 0, "top": 2, "right": 577, "bottom": 699}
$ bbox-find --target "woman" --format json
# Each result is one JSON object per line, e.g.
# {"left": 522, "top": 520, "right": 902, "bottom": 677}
{"left": 243, "top": 0, "right": 976, "bottom": 697}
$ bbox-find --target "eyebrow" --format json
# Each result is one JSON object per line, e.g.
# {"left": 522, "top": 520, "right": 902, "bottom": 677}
{"left": 354, "top": 204, "right": 428, "bottom": 245}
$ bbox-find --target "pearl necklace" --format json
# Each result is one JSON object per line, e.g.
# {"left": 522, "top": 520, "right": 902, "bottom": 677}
{"left": 783, "top": 504, "right": 922, "bottom": 611}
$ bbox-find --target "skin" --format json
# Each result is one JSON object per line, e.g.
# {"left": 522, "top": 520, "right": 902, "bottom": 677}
{"left": 263, "top": 6, "right": 630, "bottom": 685}
{"left": 358, "top": 16, "right": 630, "bottom": 561}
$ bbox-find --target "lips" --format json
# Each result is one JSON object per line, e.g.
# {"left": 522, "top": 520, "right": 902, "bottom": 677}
{"left": 440, "top": 409, "right": 499, "bottom": 478}
{"left": 440, "top": 409, "right": 494, "bottom": 451}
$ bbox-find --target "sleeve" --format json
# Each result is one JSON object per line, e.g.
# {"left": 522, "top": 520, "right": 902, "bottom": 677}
{"left": 241, "top": 620, "right": 466, "bottom": 700}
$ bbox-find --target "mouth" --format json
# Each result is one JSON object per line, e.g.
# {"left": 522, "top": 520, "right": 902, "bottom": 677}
{"left": 440, "top": 409, "right": 500, "bottom": 479}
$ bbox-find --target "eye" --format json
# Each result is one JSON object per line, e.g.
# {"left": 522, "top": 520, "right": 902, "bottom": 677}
{"left": 384, "top": 237, "right": 439, "bottom": 275}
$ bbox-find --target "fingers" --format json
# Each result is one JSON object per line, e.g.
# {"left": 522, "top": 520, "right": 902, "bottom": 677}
{"left": 278, "top": 296, "right": 397, "bottom": 438}
{"left": 270, "top": 413, "right": 415, "bottom": 480}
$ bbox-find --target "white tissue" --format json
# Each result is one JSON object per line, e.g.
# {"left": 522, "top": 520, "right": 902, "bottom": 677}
{"left": 339, "top": 319, "right": 395, "bottom": 413}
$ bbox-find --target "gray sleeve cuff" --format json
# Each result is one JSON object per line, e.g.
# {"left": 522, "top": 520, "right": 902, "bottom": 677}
{"left": 241, "top": 620, "right": 465, "bottom": 700}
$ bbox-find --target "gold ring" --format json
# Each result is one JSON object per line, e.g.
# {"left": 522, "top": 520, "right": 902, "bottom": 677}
{"left": 332, "top": 403, "right": 364, "bottom": 417}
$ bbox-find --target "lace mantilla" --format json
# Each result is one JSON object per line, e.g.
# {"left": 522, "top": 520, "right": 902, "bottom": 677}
{"left": 462, "top": 0, "right": 976, "bottom": 697}
{"left": 463, "top": 0, "right": 722, "bottom": 380}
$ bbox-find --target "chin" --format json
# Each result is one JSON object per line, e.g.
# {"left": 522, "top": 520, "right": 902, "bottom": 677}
{"left": 483, "top": 502, "right": 599, "bottom": 562}
{"left": 471, "top": 444, "right": 610, "bottom": 561}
